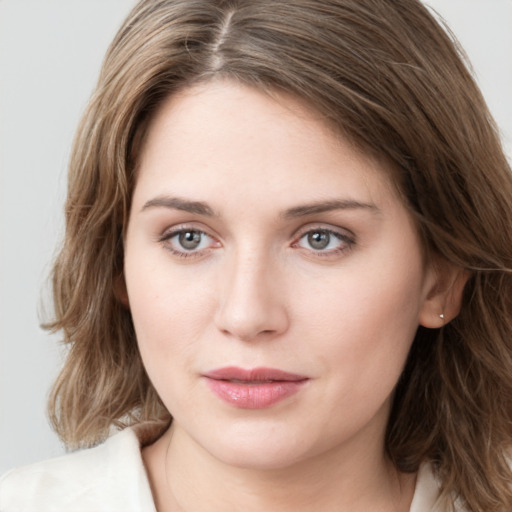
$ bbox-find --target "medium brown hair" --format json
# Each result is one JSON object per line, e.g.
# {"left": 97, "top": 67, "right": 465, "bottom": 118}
{"left": 47, "top": 1, "right": 512, "bottom": 510}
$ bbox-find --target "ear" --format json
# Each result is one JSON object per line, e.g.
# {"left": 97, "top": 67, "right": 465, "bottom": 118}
{"left": 114, "top": 272, "right": 130, "bottom": 309}
{"left": 419, "top": 262, "right": 469, "bottom": 328}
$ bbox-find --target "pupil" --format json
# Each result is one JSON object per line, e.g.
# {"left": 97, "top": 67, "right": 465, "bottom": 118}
{"left": 308, "top": 231, "right": 330, "bottom": 250}
{"left": 179, "top": 231, "right": 201, "bottom": 250}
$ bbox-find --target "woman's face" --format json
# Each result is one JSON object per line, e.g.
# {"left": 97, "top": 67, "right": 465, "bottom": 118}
{"left": 124, "top": 81, "right": 439, "bottom": 469}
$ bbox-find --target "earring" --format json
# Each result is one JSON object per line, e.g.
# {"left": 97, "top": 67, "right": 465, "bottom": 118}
{"left": 440, "top": 313, "right": 445, "bottom": 320}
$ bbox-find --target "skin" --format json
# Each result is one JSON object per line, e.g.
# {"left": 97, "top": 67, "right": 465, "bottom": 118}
{"left": 123, "top": 80, "right": 456, "bottom": 511}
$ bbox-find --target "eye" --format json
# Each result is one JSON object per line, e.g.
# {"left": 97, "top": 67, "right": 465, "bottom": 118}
{"left": 176, "top": 230, "right": 205, "bottom": 250}
{"left": 159, "top": 227, "right": 219, "bottom": 258}
{"left": 294, "top": 228, "right": 354, "bottom": 255}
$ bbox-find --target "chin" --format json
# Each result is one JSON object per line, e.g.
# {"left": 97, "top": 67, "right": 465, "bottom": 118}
{"left": 197, "top": 420, "right": 316, "bottom": 471}
{"left": 215, "top": 444, "right": 306, "bottom": 471}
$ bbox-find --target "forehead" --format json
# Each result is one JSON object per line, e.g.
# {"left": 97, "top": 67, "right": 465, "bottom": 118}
{"left": 134, "top": 80, "right": 401, "bottom": 212}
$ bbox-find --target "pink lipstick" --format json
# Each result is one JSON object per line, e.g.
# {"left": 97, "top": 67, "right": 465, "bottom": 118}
{"left": 202, "top": 367, "right": 308, "bottom": 409}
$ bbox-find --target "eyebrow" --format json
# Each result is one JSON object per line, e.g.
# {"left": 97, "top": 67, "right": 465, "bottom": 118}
{"left": 281, "top": 199, "right": 380, "bottom": 219}
{"left": 141, "top": 195, "right": 380, "bottom": 218}
{"left": 141, "top": 196, "right": 216, "bottom": 216}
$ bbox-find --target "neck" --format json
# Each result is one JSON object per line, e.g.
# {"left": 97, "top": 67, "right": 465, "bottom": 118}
{"left": 143, "top": 423, "right": 416, "bottom": 512}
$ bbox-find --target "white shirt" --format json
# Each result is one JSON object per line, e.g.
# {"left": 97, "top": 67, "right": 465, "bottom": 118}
{"left": 0, "top": 426, "right": 452, "bottom": 511}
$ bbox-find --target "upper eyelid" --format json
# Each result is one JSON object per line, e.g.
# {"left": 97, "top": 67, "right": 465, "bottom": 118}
{"left": 159, "top": 223, "right": 215, "bottom": 239}
{"left": 156, "top": 228, "right": 215, "bottom": 255}
{"left": 156, "top": 222, "right": 355, "bottom": 245}
{"left": 292, "top": 223, "right": 355, "bottom": 240}
{"left": 294, "top": 229, "right": 354, "bottom": 248}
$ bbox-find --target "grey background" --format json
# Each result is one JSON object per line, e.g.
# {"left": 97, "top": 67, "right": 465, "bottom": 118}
{"left": 1, "top": 0, "right": 511, "bottom": 474}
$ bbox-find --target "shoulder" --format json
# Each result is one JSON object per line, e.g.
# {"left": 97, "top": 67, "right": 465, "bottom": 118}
{"left": 0, "top": 427, "right": 156, "bottom": 512}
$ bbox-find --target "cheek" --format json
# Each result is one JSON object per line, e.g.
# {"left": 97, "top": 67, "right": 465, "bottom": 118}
{"left": 125, "top": 261, "right": 217, "bottom": 415}
{"left": 124, "top": 248, "right": 215, "bottom": 369}
{"left": 292, "top": 255, "right": 425, "bottom": 387}
{"left": 294, "top": 259, "right": 424, "bottom": 337}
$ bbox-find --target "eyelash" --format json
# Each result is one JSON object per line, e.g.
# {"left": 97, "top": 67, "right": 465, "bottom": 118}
{"left": 158, "top": 225, "right": 355, "bottom": 259}
{"left": 158, "top": 226, "right": 219, "bottom": 259}
{"left": 292, "top": 227, "right": 355, "bottom": 257}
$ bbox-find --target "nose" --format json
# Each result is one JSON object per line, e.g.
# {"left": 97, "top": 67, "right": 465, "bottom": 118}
{"left": 214, "top": 250, "right": 289, "bottom": 342}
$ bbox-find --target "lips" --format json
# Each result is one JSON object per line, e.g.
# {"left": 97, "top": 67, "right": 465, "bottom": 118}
{"left": 202, "top": 367, "right": 309, "bottom": 409}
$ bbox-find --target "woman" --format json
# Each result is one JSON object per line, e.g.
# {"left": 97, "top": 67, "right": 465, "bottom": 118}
{"left": 1, "top": 0, "right": 512, "bottom": 510}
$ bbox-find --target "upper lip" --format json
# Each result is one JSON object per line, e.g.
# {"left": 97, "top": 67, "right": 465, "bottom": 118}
{"left": 203, "top": 366, "right": 308, "bottom": 382}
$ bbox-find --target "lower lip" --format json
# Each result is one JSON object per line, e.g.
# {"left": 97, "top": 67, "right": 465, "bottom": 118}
{"left": 205, "top": 378, "right": 307, "bottom": 409}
